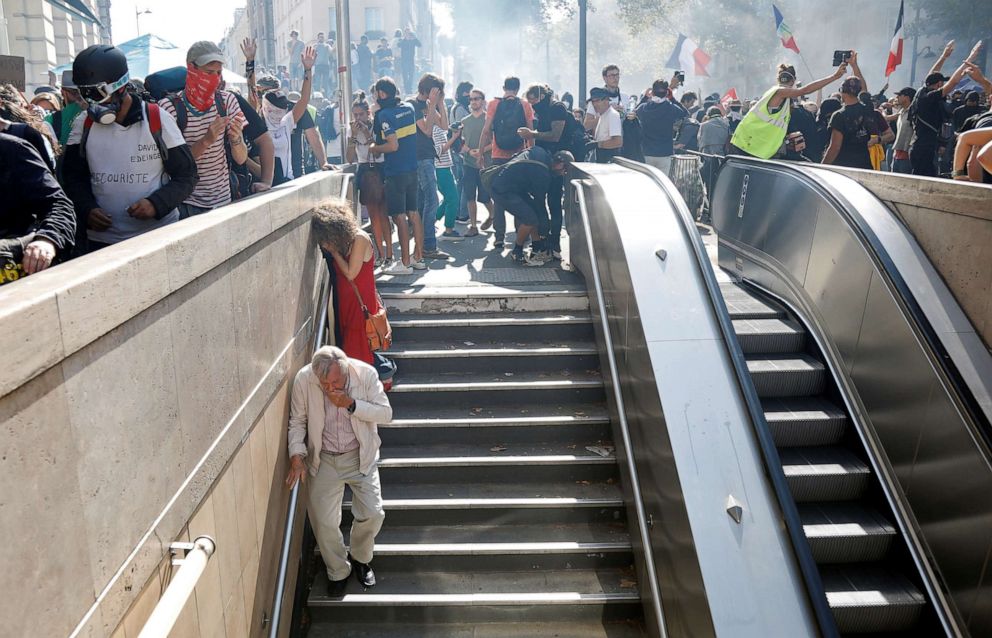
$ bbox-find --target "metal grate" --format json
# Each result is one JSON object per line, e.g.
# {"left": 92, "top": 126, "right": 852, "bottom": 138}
{"left": 470, "top": 269, "right": 561, "bottom": 283}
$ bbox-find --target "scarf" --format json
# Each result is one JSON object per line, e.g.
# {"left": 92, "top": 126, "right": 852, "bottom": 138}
{"left": 262, "top": 100, "right": 289, "bottom": 130}
{"left": 185, "top": 63, "right": 222, "bottom": 113}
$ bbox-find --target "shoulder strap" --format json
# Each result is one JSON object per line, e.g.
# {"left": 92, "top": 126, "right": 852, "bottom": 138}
{"left": 168, "top": 95, "right": 187, "bottom": 132}
{"left": 80, "top": 115, "right": 94, "bottom": 158}
{"left": 145, "top": 102, "right": 170, "bottom": 163}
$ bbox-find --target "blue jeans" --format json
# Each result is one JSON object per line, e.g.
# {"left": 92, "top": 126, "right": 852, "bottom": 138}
{"left": 891, "top": 157, "right": 912, "bottom": 174}
{"left": 417, "top": 159, "right": 439, "bottom": 251}
{"left": 451, "top": 152, "right": 468, "bottom": 219}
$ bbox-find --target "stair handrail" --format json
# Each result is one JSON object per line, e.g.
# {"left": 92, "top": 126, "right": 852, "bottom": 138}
{"left": 135, "top": 536, "right": 216, "bottom": 638}
{"left": 572, "top": 180, "right": 669, "bottom": 637}
{"left": 268, "top": 173, "right": 350, "bottom": 638}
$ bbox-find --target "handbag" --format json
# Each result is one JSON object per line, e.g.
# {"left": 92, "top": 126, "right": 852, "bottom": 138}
{"left": 345, "top": 276, "right": 392, "bottom": 352}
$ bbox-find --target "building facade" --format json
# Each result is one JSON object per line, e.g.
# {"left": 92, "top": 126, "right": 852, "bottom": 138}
{"left": 221, "top": 6, "right": 252, "bottom": 75}
{"left": 1, "top": 0, "right": 106, "bottom": 91}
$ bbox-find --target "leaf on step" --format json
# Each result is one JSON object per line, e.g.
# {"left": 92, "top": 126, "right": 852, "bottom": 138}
{"left": 520, "top": 409, "right": 529, "bottom": 414}
{"left": 606, "top": 477, "right": 616, "bottom": 485}
{"left": 490, "top": 445, "right": 507, "bottom": 452}
{"left": 566, "top": 444, "right": 577, "bottom": 450}
{"left": 464, "top": 341, "right": 475, "bottom": 346}
{"left": 576, "top": 480, "right": 591, "bottom": 485}
{"left": 619, "top": 578, "right": 637, "bottom": 588}
{"left": 574, "top": 411, "right": 586, "bottom": 416}
{"left": 470, "top": 407, "right": 483, "bottom": 415}
{"left": 504, "top": 372, "right": 514, "bottom": 376}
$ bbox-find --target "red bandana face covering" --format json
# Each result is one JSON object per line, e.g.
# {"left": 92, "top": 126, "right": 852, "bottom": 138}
{"left": 185, "top": 63, "right": 223, "bottom": 112}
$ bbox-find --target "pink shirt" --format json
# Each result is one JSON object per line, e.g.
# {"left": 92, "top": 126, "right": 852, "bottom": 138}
{"left": 321, "top": 393, "right": 360, "bottom": 454}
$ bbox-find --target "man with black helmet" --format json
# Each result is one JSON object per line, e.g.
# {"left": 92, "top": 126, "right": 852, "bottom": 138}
{"left": 62, "top": 44, "right": 198, "bottom": 253}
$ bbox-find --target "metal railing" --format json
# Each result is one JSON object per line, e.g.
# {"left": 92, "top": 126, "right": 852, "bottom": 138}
{"left": 136, "top": 536, "right": 216, "bottom": 638}
{"left": 572, "top": 180, "right": 669, "bottom": 637}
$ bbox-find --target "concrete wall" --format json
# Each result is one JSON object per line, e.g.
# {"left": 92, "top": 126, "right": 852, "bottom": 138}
{"left": 823, "top": 168, "right": 992, "bottom": 351}
{"left": 0, "top": 172, "right": 345, "bottom": 637}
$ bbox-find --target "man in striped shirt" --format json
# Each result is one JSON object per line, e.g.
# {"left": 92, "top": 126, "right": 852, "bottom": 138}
{"left": 160, "top": 41, "right": 249, "bottom": 216}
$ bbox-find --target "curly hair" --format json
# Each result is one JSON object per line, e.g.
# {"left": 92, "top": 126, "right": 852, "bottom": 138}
{"left": 311, "top": 200, "right": 359, "bottom": 256}
{"left": 0, "top": 83, "right": 60, "bottom": 156}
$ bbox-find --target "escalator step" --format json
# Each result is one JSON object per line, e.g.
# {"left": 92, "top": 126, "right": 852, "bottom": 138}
{"left": 780, "top": 447, "right": 870, "bottom": 502}
{"left": 732, "top": 318, "right": 805, "bottom": 354}
{"left": 720, "top": 283, "right": 784, "bottom": 319}
{"left": 746, "top": 354, "right": 826, "bottom": 398}
{"left": 799, "top": 503, "right": 896, "bottom": 563}
{"left": 821, "top": 565, "right": 926, "bottom": 634}
{"left": 763, "top": 397, "right": 848, "bottom": 447}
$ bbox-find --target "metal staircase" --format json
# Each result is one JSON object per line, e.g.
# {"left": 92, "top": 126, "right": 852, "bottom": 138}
{"left": 722, "top": 280, "right": 930, "bottom": 635}
{"left": 306, "top": 285, "right": 647, "bottom": 637}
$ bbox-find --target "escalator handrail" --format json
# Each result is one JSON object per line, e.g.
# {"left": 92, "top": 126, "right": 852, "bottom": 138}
{"left": 573, "top": 181, "right": 669, "bottom": 638}
{"left": 721, "top": 155, "right": 992, "bottom": 463}
{"left": 268, "top": 173, "right": 350, "bottom": 638}
{"left": 613, "top": 157, "right": 839, "bottom": 638}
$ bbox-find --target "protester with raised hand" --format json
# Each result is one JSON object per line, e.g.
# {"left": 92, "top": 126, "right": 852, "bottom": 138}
{"left": 261, "top": 45, "right": 318, "bottom": 185}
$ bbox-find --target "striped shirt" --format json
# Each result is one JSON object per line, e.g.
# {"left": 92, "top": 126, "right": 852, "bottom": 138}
{"left": 432, "top": 125, "right": 453, "bottom": 168}
{"left": 159, "top": 91, "right": 242, "bottom": 209}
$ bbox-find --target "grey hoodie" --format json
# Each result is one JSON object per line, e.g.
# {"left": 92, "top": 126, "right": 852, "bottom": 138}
{"left": 698, "top": 116, "right": 730, "bottom": 155}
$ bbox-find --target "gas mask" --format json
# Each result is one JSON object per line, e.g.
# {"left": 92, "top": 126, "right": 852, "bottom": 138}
{"left": 78, "top": 72, "right": 130, "bottom": 125}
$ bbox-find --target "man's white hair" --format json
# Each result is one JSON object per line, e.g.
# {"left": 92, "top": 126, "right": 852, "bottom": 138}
{"left": 312, "top": 345, "right": 350, "bottom": 379}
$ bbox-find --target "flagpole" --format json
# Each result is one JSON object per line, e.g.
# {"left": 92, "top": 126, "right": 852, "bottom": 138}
{"left": 797, "top": 51, "right": 815, "bottom": 81}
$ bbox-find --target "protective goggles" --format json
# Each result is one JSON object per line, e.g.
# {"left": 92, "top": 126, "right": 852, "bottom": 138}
{"left": 78, "top": 72, "right": 130, "bottom": 104}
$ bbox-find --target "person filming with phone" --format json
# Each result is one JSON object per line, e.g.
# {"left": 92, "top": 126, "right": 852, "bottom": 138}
{"left": 731, "top": 56, "right": 849, "bottom": 160}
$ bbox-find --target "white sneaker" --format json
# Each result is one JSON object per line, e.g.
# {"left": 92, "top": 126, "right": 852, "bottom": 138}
{"left": 383, "top": 261, "right": 413, "bottom": 275}
{"left": 410, "top": 259, "right": 427, "bottom": 270}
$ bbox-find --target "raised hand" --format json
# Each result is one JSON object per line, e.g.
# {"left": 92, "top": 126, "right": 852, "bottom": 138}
{"left": 942, "top": 40, "right": 956, "bottom": 59}
{"left": 241, "top": 37, "right": 257, "bottom": 62}
{"left": 301, "top": 45, "right": 317, "bottom": 70}
{"left": 967, "top": 40, "right": 983, "bottom": 64}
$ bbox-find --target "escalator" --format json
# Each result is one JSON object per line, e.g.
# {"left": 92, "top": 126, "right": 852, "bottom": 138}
{"left": 722, "top": 279, "right": 930, "bottom": 634}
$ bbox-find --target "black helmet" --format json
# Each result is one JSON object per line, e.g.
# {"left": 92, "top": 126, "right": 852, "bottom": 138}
{"left": 72, "top": 45, "right": 129, "bottom": 88}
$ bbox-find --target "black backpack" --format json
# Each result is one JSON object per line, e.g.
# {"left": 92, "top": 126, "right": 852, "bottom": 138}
{"left": 492, "top": 96, "right": 527, "bottom": 151}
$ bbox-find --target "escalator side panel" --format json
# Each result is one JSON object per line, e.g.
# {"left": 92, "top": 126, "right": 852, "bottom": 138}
{"left": 712, "top": 158, "right": 992, "bottom": 636}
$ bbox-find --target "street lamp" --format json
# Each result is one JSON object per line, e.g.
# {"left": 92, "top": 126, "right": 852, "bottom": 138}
{"left": 135, "top": 8, "right": 152, "bottom": 36}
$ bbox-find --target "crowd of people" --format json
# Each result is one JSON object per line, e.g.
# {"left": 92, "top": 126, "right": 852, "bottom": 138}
{"left": 3, "top": 31, "right": 992, "bottom": 286}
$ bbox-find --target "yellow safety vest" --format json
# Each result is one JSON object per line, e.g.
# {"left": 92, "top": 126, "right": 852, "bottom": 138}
{"left": 730, "top": 85, "right": 792, "bottom": 160}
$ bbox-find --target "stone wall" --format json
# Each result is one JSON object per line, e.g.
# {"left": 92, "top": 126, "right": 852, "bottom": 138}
{"left": 824, "top": 168, "right": 992, "bottom": 350}
{"left": 0, "top": 172, "right": 345, "bottom": 637}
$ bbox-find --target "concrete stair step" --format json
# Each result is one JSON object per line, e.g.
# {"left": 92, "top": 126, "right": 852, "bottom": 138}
{"left": 386, "top": 340, "right": 600, "bottom": 374}
{"left": 378, "top": 442, "right": 618, "bottom": 484}
{"left": 719, "top": 283, "right": 784, "bottom": 319}
{"left": 821, "top": 565, "right": 926, "bottom": 634}
{"left": 388, "top": 370, "right": 605, "bottom": 408}
{"left": 307, "top": 620, "right": 646, "bottom": 637}
{"left": 799, "top": 503, "right": 896, "bottom": 564}
{"left": 732, "top": 317, "right": 805, "bottom": 354}
{"left": 308, "top": 567, "right": 642, "bottom": 624}
{"left": 343, "top": 480, "right": 624, "bottom": 527}
{"left": 380, "top": 285, "right": 589, "bottom": 314}
{"left": 389, "top": 311, "right": 595, "bottom": 342}
{"left": 746, "top": 353, "right": 826, "bottom": 398}
{"left": 381, "top": 404, "right": 611, "bottom": 446}
{"left": 780, "top": 447, "right": 871, "bottom": 503}
{"left": 763, "top": 397, "right": 848, "bottom": 448}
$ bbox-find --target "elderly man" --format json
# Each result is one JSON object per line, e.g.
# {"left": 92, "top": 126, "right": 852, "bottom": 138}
{"left": 286, "top": 345, "right": 391, "bottom": 598}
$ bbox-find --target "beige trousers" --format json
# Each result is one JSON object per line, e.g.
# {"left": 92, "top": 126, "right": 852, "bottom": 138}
{"left": 308, "top": 449, "right": 385, "bottom": 581}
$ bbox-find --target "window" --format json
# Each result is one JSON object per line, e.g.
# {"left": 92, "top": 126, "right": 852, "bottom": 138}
{"left": 365, "top": 7, "right": 383, "bottom": 33}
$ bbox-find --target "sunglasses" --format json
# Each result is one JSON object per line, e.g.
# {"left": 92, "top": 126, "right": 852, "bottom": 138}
{"left": 470, "top": 97, "right": 484, "bottom": 101}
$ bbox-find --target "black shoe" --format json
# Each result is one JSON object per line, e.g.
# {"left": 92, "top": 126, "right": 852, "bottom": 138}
{"left": 327, "top": 572, "right": 350, "bottom": 599}
{"left": 349, "top": 554, "right": 376, "bottom": 587}
{"left": 493, "top": 240, "right": 504, "bottom": 250}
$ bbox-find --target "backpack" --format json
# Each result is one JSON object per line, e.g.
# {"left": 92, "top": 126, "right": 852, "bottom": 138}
{"left": 318, "top": 105, "right": 339, "bottom": 141}
{"left": 492, "top": 96, "right": 527, "bottom": 151}
{"left": 479, "top": 153, "right": 548, "bottom": 194}
{"left": 908, "top": 89, "right": 946, "bottom": 139}
{"left": 80, "top": 101, "right": 170, "bottom": 162}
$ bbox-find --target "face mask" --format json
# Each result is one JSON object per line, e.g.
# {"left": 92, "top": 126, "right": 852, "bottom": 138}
{"left": 185, "top": 63, "right": 223, "bottom": 112}
{"left": 262, "top": 99, "right": 289, "bottom": 129}
{"left": 86, "top": 92, "right": 122, "bottom": 125}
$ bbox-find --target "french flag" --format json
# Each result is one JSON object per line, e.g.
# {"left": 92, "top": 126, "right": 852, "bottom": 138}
{"left": 666, "top": 34, "right": 712, "bottom": 77}
{"left": 886, "top": 0, "right": 904, "bottom": 77}
{"left": 773, "top": 5, "right": 800, "bottom": 54}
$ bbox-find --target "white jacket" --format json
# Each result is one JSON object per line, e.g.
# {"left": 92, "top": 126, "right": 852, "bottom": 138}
{"left": 288, "top": 358, "right": 392, "bottom": 476}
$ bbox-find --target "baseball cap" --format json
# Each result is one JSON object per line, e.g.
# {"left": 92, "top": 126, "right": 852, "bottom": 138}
{"left": 706, "top": 106, "right": 722, "bottom": 118}
{"left": 264, "top": 91, "right": 292, "bottom": 110}
{"left": 896, "top": 87, "right": 917, "bottom": 98}
{"left": 33, "top": 85, "right": 57, "bottom": 95}
{"left": 187, "top": 41, "right": 225, "bottom": 67}
{"left": 925, "top": 72, "right": 949, "bottom": 86}
{"left": 589, "top": 87, "right": 610, "bottom": 101}
{"left": 256, "top": 74, "right": 280, "bottom": 91}
{"left": 60, "top": 69, "right": 76, "bottom": 89}
{"left": 966, "top": 90, "right": 980, "bottom": 102}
